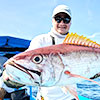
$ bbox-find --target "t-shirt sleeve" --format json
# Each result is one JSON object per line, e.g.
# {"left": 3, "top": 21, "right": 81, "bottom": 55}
{"left": 26, "top": 34, "right": 50, "bottom": 51}
{"left": 27, "top": 36, "right": 42, "bottom": 51}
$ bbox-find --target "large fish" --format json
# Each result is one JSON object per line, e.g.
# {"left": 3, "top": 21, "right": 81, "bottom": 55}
{"left": 2, "top": 33, "right": 100, "bottom": 99}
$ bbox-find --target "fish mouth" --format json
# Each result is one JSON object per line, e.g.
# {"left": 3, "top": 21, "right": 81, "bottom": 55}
{"left": 4, "top": 60, "right": 41, "bottom": 79}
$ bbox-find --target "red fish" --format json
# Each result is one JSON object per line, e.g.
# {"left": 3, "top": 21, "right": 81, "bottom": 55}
{"left": 3, "top": 33, "right": 100, "bottom": 100}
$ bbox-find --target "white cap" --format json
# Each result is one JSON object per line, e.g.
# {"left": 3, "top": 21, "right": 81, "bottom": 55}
{"left": 52, "top": 5, "right": 71, "bottom": 18}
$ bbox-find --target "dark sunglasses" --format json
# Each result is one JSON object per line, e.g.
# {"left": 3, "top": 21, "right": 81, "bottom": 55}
{"left": 54, "top": 16, "right": 71, "bottom": 24}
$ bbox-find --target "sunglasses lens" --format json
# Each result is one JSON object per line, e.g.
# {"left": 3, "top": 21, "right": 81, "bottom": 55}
{"left": 54, "top": 17, "right": 71, "bottom": 24}
{"left": 55, "top": 17, "right": 62, "bottom": 23}
{"left": 64, "top": 18, "right": 71, "bottom": 24}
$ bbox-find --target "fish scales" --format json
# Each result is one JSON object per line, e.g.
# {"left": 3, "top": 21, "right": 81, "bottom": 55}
{"left": 13, "top": 44, "right": 100, "bottom": 59}
{"left": 2, "top": 43, "right": 100, "bottom": 87}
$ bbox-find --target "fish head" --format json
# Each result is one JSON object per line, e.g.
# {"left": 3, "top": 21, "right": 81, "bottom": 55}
{"left": 3, "top": 47, "right": 64, "bottom": 87}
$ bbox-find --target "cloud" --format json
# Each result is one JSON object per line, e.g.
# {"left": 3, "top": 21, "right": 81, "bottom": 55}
{"left": 88, "top": 32, "right": 100, "bottom": 43}
{"left": 88, "top": 32, "right": 100, "bottom": 38}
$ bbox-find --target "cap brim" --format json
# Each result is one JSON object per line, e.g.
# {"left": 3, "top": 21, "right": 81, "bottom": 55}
{"left": 52, "top": 10, "right": 71, "bottom": 18}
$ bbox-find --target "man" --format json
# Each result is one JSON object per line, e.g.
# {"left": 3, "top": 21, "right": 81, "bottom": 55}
{"left": 27, "top": 5, "right": 77, "bottom": 100}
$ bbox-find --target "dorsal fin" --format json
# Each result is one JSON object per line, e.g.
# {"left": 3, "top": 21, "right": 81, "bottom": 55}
{"left": 63, "top": 33, "right": 100, "bottom": 48}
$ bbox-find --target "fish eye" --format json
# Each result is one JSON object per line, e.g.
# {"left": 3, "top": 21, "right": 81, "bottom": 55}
{"left": 32, "top": 55, "right": 43, "bottom": 64}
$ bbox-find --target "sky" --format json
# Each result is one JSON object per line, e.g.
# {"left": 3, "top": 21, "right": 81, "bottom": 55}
{"left": 0, "top": 0, "right": 100, "bottom": 43}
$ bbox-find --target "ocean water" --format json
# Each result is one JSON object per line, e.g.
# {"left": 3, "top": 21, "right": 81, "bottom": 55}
{"left": 77, "top": 77, "right": 100, "bottom": 100}
{"left": 29, "top": 78, "right": 100, "bottom": 100}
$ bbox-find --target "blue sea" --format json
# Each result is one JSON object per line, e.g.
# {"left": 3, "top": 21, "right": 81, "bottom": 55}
{"left": 28, "top": 77, "right": 100, "bottom": 100}
{"left": 77, "top": 77, "right": 100, "bottom": 100}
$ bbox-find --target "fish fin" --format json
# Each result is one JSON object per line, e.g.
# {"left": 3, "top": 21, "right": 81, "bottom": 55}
{"left": 63, "top": 33, "right": 100, "bottom": 48}
{"left": 61, "top": 85, "right": 79, "bottom": 100}
{"left": 64, "top": 71, "right": 100, "bottom": 86}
